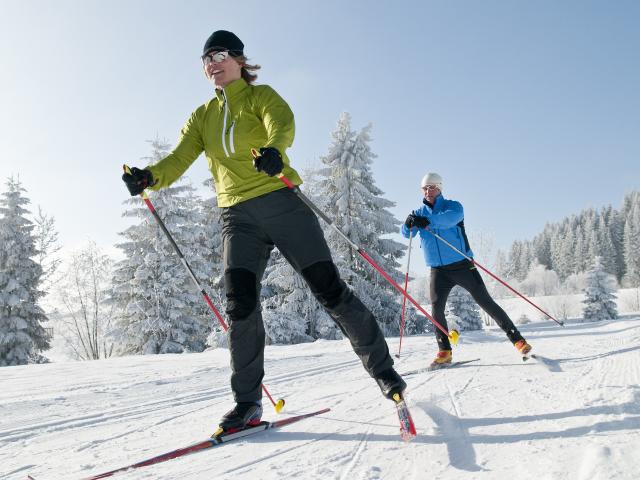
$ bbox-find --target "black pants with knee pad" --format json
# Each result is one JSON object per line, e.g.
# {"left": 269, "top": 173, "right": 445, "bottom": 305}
{"left": 222, "top": 188, "right": 394, "bottom": 403}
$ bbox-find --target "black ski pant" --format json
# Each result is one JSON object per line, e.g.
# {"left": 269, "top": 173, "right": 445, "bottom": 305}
{"left": 430, "top": 259, "right": 524, "bottom": 351}
{"left": 221, "top": 188, "right": 393, "bottom": 403}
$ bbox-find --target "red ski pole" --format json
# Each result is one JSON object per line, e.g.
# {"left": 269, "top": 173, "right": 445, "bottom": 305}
{"left": 251, "top": 151, "right": 459, "bottom": 345}
{"left": 395, "top": 230, "right": 413, "bottom": 358}
{"left": 425, "top": 227, "right": 564, "bottom": 327}
{"left": 123, "top": 165, "right": 286, "bottom": 412}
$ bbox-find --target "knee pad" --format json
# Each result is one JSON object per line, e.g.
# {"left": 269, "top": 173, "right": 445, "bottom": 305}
{"left": 301, "top": 261, "right": 346, "bottom": 309}
{"left": 225, "top": 269, "right": 257, "bottom": 321}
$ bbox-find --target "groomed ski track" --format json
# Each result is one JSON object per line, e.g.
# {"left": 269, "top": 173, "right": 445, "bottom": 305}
{"left": 2, "top": 317, "right": 640, "bottom": 479}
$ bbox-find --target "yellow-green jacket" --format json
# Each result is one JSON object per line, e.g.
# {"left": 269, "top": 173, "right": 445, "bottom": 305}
{"left": 147, "top": 78, "right": 302, "bottom": 207}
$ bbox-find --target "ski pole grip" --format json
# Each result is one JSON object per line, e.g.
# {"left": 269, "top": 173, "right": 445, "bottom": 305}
{"left": 250, "top": 148, "right": 295, "bottom": 188}
{"left": 449, "top": 329, "right": 460, "bottom": 345}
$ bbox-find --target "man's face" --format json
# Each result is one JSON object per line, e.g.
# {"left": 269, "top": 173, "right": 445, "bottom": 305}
{"left": 202, "top": 50, "right": 242, "bottom": 88}
{"left": 422, "top": 184, "right": 441, "bottom": 203}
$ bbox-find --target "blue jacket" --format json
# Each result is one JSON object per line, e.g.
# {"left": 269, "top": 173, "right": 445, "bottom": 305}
{"left": 401, "top": 193, "right": 473, "bottom": 267}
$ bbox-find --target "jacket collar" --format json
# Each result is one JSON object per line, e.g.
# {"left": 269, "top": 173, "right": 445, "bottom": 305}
{"left": 423, "top": 193, "right": 445, "bottom": 211}
{"left": 214, "top": 78, "right": 249, "bottom": 104}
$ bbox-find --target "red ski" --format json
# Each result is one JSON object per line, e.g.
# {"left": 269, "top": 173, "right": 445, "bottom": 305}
{"left": 392, "top": 393, "right": 417, "bottom": 442}
{"left": 27, "top": 408, "right": 330, "bottom": 480}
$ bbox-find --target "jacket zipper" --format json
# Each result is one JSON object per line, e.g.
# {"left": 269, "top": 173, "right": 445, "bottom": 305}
{"left": 228, "top": 121, "right": 236, "bottom": 154}
{"left": 221, "top": 89, "right": 230, "bottom": 157}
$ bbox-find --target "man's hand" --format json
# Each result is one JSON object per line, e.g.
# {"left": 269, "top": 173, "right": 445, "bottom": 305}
{"left": 404, "top": 213, "right": 430, "bottom": 229}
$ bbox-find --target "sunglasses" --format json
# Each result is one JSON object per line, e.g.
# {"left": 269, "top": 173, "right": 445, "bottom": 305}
{"left": 202, "top": 50, "right": 230, "bottom": 66}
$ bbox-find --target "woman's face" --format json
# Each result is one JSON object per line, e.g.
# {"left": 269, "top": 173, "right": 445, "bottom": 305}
{"left": 202, "top": 50, "right": 242, "bottom": 88}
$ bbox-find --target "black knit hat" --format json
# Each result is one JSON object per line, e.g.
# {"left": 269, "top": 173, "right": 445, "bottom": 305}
{"left": 203, "top": 30, "right": 244, "bottom": 56}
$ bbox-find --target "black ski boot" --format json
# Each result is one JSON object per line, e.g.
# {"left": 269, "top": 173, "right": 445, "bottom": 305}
{"left": 218, "top": 401, "right": 263, "bottom": 432}
{"left": 375, "top": 368, "right": 407, "bottom": 400}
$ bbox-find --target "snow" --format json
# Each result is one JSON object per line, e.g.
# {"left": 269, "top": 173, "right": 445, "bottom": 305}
{"left": 2, "top": 316, "right": 640, "bottom": 480}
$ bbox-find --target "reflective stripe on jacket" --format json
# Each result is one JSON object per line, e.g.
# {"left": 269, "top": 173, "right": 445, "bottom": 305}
{"left": 400, "top": 194, "right": 473, "bottom": 267}
{"left": 147, "top": 78, "right": 303, "bottom": 207}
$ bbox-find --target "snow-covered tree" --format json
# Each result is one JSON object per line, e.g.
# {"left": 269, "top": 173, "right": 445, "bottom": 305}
{"left": 314, "top": 113, "right": 406, "bottom": 333}
{"left": 589, "top": 214, "right": 617, "bottom": 275}
{"left": 261, "top": 250, "right": 317, "bottom": 344}
{"left": 55, "top": 241, "right": 115, "bottom": 360}
{"left": 582, "top": 256, "right": 618, "bottom": 322}
{"left": 501, "top": 192, "right": 640, "bottom": 285}
{"left": 0, "top": 177, "right": 50, "bottom": 365}
{"left": 445, "top": 286, "right": 483, "bottom": 331}
{"left": 33, "top": 206, "right": 61, "bottom": 292}
{"left": 622, "top": 202, "right": 640, "bottom": 288}
{"left": 110, "top": 139, "right": 214, "bottom": 355}
{"left": 519, "top": 261, "right": 560, "bottom": 297}
{"left": 254, "top": 168, "right": 342, "bottom": 343}
{"left": 200, "top": 179, "right": 227, "bottom": 347}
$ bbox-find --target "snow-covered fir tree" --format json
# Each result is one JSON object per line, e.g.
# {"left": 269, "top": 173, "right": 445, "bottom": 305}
{"left": 445, "top": 286, "right": 483, "bottom": 331}
{"left": 110, "top": 140, "right": 214, "bottom": 354}
{"left": 259, "top": 168, "right": 341, "bottom": 342}
{"left": 314, "top": 113, "right": 406, "bottom": 335}
{"left": 498, "top": 191, "right": 640, "bottom": 287}
{"left": 200, "top": 179, "right": 227, "bottom": 348}
{"left": 582, "top": 256, "right": 618, "bottom": 322}
{"left": 520, "top": 261, "right": 560, "bottom": 296}
{"left": 623, "top": 201, "right": 640, "bottom": 288}
{"left": 261, "top": 250, "right": 315, "bottom": 344}
{"left": 0, "top": 177, "right": 50, "bottom": 365}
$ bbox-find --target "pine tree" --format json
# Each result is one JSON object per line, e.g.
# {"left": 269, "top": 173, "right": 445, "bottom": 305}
{"left": 591, "top": 213, "right": 617, "bottom": 275}
{"left": 261, "top": 250, "right": 317, "bottom": 344}
{"left": 623, "top": 202, "right": 640, "bottom": 288}
{"left": 0, "top": 177, "right": 50, "bottom": 365}
{"left": 604, "top": 205, "right": 625, "bottom": 281}
{"left": 110, "top": 140, "right": 214, "bottom": 354}
{"left": 445, "top": 286, "right": 483, "bottom": 331}
{"left": 315, "top": 113, "right": 406, "bottom": 334}
{"left": 200, "top": 179, "right": 227, "bottom": 346}
{"left": 582, "top": 256, "right": 618, "bottom": 322}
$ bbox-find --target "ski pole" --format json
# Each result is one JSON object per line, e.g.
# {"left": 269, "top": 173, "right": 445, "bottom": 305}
{"left": 123, "top": 165, "right": 286, "bottom": 412}
{"left": 250, "top": 151, "right": 459, "bottom": 344}
{"left": 424, "top": 227, "right": 564, "bottom": 327}
{"left": 395, "top": 230, "right": 413, "bottom": 358}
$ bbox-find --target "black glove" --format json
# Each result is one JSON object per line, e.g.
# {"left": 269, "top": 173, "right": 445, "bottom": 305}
{"left": 122, "top": 167, "right": 155, "bottom": 196}
{"left": 253, "top": 147, "right": 284, "bottom": 177}
{"left": 405, "top": 213, "right": 430, "bottom": 229}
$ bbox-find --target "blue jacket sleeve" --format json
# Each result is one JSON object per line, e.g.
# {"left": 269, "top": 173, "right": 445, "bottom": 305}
{"left": 429, "top": 200, "right": 464, "bottom": 228}
{"left": 401, "top": 223, "right": 420, "bottom": 238}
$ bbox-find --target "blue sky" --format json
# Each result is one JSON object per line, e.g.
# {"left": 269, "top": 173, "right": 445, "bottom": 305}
{"left": 1, "top": 0, "right": 638, "bottom": 275}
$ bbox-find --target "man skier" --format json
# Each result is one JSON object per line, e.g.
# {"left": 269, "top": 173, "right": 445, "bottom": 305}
{"left": 122, "top": 30, "right": 406, "bottom": 432}
{"left": 401, "top": 172, "right": 532, "bottom": 368}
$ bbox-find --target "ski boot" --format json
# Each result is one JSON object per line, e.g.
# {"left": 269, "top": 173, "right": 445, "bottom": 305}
{"left": 514, "top": 339, "right": 532, "bottom": 359}
{"left": 375, "top": 368, "right": 407, "bottom": 400}
{"left": 214, "top": 401, "right": 263, "bottom": 436}
{"left": 428, "top": 350, "right": 452, "bottom": 370}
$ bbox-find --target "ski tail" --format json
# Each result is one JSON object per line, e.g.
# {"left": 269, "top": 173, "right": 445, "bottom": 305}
{"left": 27, "top": 408, "right": 330, "bottom": 480}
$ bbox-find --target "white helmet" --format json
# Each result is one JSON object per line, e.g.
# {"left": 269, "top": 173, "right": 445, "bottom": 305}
{"left": 421, "top": 172, "right": 443, "bottom": 189}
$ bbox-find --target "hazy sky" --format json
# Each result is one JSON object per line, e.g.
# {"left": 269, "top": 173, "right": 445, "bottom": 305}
{"left": 1, "top": 0, "right": 638, "bottom": 276}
